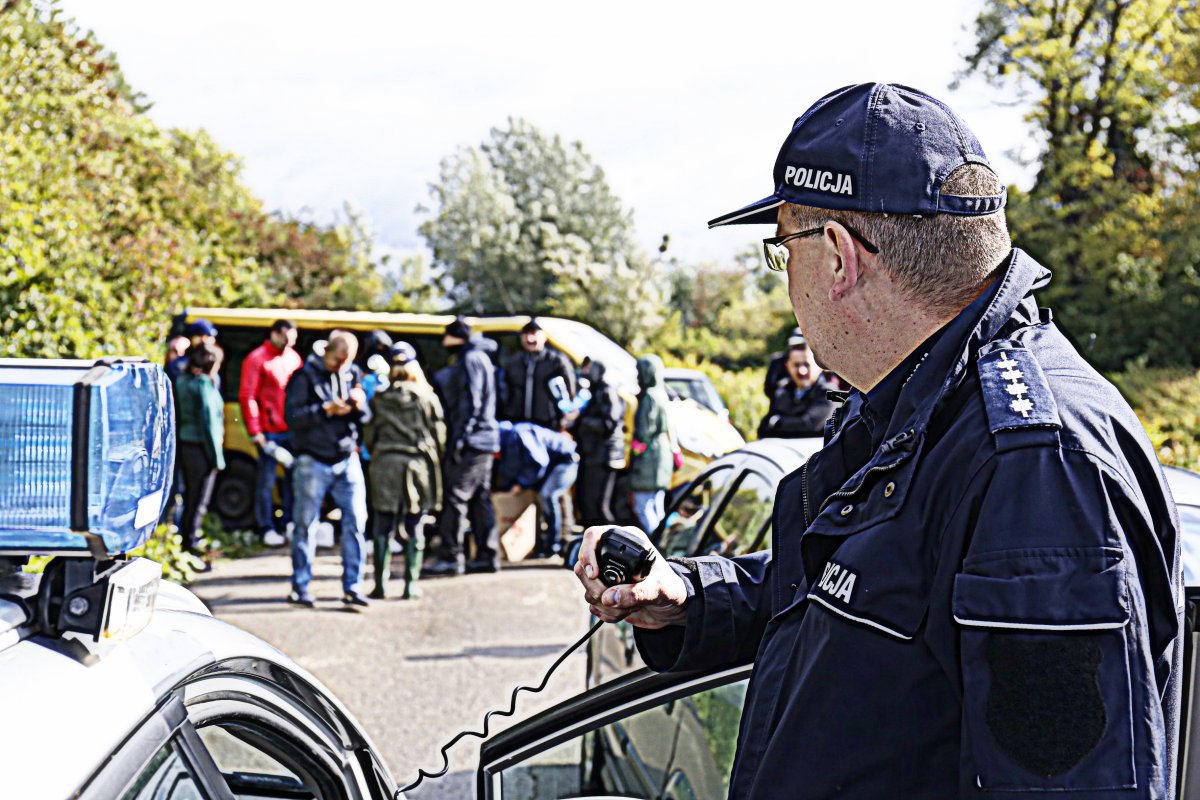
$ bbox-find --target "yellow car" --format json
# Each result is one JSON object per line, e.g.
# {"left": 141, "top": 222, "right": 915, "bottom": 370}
{"left": 176, "top": 308, "right": 745, "bottom": 529}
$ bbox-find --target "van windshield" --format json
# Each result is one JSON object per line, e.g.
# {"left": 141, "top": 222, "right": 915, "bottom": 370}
{"left": 538, "top": 319, "right": 638, "bottom": 391}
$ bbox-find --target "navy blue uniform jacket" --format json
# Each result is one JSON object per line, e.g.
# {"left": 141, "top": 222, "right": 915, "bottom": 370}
{"left": 636, "top": 250, "right": 1183, "bottom": 798}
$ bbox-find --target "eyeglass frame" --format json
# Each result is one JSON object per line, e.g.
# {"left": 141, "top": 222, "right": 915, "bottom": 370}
{"left": 761, "top": 221, "right": 880, "bottom": 272}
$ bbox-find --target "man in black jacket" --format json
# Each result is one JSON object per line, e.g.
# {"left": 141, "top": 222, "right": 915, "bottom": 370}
{"left": 571, "top": 359, "right": 625, "bottom": 527}
{"left": 502, "top": 318, "right": 576, "bottom": 430}
{"left": 284, "top": 331, "right": 372, "bottom": 608}
{"left": 426, "top": 318, "right": 502, "bottom": 576}
{"left": 757, "top": 338, "right": 837, "bottom": 439}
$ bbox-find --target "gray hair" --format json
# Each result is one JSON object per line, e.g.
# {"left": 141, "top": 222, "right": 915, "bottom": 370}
{"left": 786, "top": 164, "right": 1011, "bottom": 317}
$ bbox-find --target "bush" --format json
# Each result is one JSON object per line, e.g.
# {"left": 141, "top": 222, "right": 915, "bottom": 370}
{"left": 1110, "top": 367, "right": 1200, "bottom": 472}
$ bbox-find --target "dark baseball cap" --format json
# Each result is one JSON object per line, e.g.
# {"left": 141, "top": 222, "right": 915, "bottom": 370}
{"left": 521, "top": 317, "right": 543, "bottom": 334}
{"left": 444, "top": 316, "right": 472, "bottom": 340}
{"left": 708, "top": 83, "right": 1006, "bottom": 228}
{"left": 185, "top": 319, "right": 218, "bottom": 338}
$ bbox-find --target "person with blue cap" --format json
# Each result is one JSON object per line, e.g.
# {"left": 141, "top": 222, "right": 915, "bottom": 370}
{"left": 574, "top": 83, "right": 1182, "bottom": 797}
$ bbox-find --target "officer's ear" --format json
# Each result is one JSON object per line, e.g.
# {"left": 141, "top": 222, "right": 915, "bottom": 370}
{"left": 822, "top": 221, "right": 862, "bottom": 303}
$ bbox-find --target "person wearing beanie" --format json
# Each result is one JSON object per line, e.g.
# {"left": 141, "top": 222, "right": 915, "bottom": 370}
{"left": 425, "top": 317, "right": 501, "bottom": 576}
{"left": 573, "top": 83, "right": 1182, "bottom": 797}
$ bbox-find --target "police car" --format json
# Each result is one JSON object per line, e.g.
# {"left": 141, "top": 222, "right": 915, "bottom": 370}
{"left": 0, "top": 359, "right": 398, "bottom": 799}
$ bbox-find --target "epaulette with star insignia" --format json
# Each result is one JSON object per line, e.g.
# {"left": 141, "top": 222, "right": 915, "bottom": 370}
{"left": 977, "top": 344, "right": 1061, "bottom": 434}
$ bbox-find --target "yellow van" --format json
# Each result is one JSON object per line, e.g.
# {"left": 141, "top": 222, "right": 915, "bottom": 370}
{"left": 177, "top": 309, "right": 745, "bottom": 529}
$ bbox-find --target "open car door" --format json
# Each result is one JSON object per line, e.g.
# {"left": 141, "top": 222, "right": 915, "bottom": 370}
{"left": 477, "top": 664, "right": 752, "bottom": 800}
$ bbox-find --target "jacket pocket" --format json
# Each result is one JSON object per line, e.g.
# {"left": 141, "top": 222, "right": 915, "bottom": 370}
{"left": 953, "top": 547, "right": 1135, "bottom": 792}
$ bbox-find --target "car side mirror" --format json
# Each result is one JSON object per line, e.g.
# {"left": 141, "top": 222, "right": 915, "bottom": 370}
{"left": 564, "top": 538, "right": 583, "bottom": 570}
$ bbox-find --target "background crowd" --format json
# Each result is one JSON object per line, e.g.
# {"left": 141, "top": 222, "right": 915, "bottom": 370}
{"left": 163, "top": 312, "right": 842, "bottom": 607}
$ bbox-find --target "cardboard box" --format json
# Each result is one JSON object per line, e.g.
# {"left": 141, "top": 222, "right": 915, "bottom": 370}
{"left": 494, "top": 490, "right": 537, "bottom": 562}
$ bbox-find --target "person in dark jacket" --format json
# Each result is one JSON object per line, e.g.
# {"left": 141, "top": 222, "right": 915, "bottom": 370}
{"left": 762, "top": 326, "right": 805, "bottom": 398}
{"left": 501, "top": 317, "right": 576, "bottom": 430}
{"left": 425, "top": 318, "right": 502, "bottom": 576}
{"left": 574, "top": 84, "right": 1182, "bottom": 798}
{"left": 757, "top": 339, "right": 836, "bottom": 439}
{"left": 285, "top": 331, "right": 372, "bottom": 608}
{"left": 570, "top": 359, "right": 625, "bottom": 527}
{"left": 497, "top": 421, "right": 579, "bottom": 558}
{"left": 362, "top": 343, "right": 444, "bottom": 600}
{"left": 174, "top": 342, "right": 225, "bottom": 563}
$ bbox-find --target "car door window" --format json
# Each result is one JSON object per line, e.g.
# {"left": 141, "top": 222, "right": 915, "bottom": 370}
{"left": 655, "top": 466, "right": 736, "bottom": 556}
{"left": 497, "top": 679, "right": 750, "bottom": 800}
{"left": 120, "top": 741, "right": 204, "bottom": 800}
{"left": 196, "top": 724, "right": 308, "bottom": 798}
{"left": 695, "top": 470, "right": 776, "bottom": 557}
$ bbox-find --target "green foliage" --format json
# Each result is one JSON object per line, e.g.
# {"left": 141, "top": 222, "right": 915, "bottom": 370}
{"left": 130, "top": 523, "right": 198, "bottom": 584}
{"left": 1110, "top": 366, "right": 1200, "bottom": 471}
{"left": 418, "top": 117, "right": 664, "bottom": 347}
{"left": 963, "top": 0, "right": 1200, "bottom": 369}
{"left": 0, "top": 1, "right": 385, "bottom": 360}
{"left": 202, "top": 513, "right": 262, "bottom": 561}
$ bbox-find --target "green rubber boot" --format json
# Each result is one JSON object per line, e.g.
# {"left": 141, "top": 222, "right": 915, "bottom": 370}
{"left": 403, "top": 537, "right": 424, "bottom": 600}
{"left": 370, "top": 534, "right": 390, "bottom": 600}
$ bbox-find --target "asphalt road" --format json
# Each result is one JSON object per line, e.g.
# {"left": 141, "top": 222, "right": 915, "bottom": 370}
{"left": 190, "top": 548, "right": 594, "bottom": 799}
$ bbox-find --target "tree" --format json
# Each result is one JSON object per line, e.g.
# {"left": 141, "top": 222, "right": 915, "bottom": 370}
{"left": 962, "top": 0, "right": 1200, "bottom": 368}
{"left": 419, "top": 117, "right": 663, "bottom": 347}
{"left": 0, "top": 1, "right": 386, "bottom": 359}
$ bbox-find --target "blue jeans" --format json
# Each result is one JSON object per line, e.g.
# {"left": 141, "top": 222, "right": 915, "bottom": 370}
{"left": 291, "top": 453, "right": 367, "bottom": 594}
{"left": 538, "top": 460, "right": 578, "bottom": 554}
{"left": 632, "top": 489, "right": 666, "bottom": 535}
{"left": 256, "top": 432, "right": 294, "bottom": 533}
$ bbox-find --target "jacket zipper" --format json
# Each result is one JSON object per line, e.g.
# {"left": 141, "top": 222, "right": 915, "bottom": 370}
{"left": 800, "top": 461, "right": 812, "bottom": 527}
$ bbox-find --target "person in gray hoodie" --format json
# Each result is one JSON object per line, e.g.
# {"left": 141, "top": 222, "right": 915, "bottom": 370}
{"left": 284, "top": 331, "right": 372, "bottom": 608}
{"left": 629, "top": 355, "right": 675, "bottom": 534}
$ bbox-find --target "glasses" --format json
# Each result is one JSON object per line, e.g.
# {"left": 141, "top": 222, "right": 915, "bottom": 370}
{"left": 761, "top": 222, "right": 880, "bottom": 272}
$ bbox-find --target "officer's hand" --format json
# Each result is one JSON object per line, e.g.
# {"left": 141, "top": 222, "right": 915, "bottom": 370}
{"left": 573, "top": 525, "right": 689, "bottom": 630}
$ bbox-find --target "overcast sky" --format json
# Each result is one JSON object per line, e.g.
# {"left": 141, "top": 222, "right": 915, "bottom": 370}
{"left": 59, "top": 0, "right": 1038, "bottom": 267}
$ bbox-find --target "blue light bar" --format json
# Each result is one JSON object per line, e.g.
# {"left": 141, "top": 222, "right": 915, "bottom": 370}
{"left": 0, "top": 359, "right": 175, "bottom": 556}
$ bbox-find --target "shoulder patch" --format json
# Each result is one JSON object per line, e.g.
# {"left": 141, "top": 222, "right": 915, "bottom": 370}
{"left": 977, "top": 345, "right": 1060, "bottom": 433}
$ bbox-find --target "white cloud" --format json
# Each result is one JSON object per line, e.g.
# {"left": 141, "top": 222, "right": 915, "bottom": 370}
{"left": 61, "top": 0, "right": 1035, "bottom": 265}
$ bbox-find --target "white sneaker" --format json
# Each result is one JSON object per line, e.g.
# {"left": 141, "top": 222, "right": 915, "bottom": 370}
{"left": 315, "top": 522, "right": 335, "bottom": 549}
{"left": 262, "top": 530, "right": 286, "bottom": 547}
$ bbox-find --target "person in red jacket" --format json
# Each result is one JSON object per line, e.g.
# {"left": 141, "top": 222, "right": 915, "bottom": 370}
{"left": 239, "top": 319, "right": 303, "bottom": 547}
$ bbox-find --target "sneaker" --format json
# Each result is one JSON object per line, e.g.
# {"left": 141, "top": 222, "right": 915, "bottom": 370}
{"left": 286, "top": 588, "right": 315, "bottom": 608}
{"left": 315, "top": 521, "right": 335, "bottom": 549}
{"left": 263, "top": 530, "right": 287, "bottom": 547}
{"left": 342, "top": 591, "right": 370, "bottom": 608}
{"left": 422, "top": 557, "right": 466, "bottom": 577}
{"left": 368, "top": 586, "right": 386, "bottom": 600}
{"left": 466, "top": 559, "right": 501, "bottom": 574}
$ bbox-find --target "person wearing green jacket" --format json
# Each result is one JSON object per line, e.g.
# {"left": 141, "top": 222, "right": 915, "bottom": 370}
{"left": 174, "top": 343, "right": 226, "bottom": 561}
{"left": 629, "top": 354, "right": 675, "bottom": 534}
{"left": 362, "top": 343, "right": 446, "bottom": 599}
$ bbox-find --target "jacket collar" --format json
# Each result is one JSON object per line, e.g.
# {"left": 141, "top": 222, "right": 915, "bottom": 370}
{"left": 880, "top": 248, "right": 1050, "bottom": 443}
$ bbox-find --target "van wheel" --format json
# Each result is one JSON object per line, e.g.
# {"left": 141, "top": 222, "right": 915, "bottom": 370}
{"left": 212, "top": 454, "right": 257, "bottom": 531}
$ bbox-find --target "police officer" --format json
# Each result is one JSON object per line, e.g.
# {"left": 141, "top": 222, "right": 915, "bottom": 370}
{"left": 574, "top": 83, "right": 1183, "bottom": 798}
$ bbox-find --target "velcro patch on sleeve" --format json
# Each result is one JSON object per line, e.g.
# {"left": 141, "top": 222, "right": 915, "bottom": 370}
{"left": 977, "top": 346, "right": 1060, "bottom": 433}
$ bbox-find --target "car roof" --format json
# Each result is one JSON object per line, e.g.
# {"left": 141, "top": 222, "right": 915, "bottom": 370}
{"left": 0, "top": 582, "right": 340, "bottom": 797}
{"left": 721, "top": 436, "right": 824, "bottom": 474}
{"left": 1166, "top": 465, "right": 1200, "bottom": 508}
{"left": 661, "top": 368, "right": 709, "bottom": 381}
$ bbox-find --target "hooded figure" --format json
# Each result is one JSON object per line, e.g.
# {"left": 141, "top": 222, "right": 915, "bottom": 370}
{"left": 629, "top": 355, "right": 674, "bottom": 533}
{"left": 571, "top": 358, "right": 626, "bottom": 526}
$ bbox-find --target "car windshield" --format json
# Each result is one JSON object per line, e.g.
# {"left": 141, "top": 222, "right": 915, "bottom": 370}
{"left": 538, "top": 318, "right": 638, "bottom": 391}
{"left": 667, "top": 377, "right": 726, "bottom": 414}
